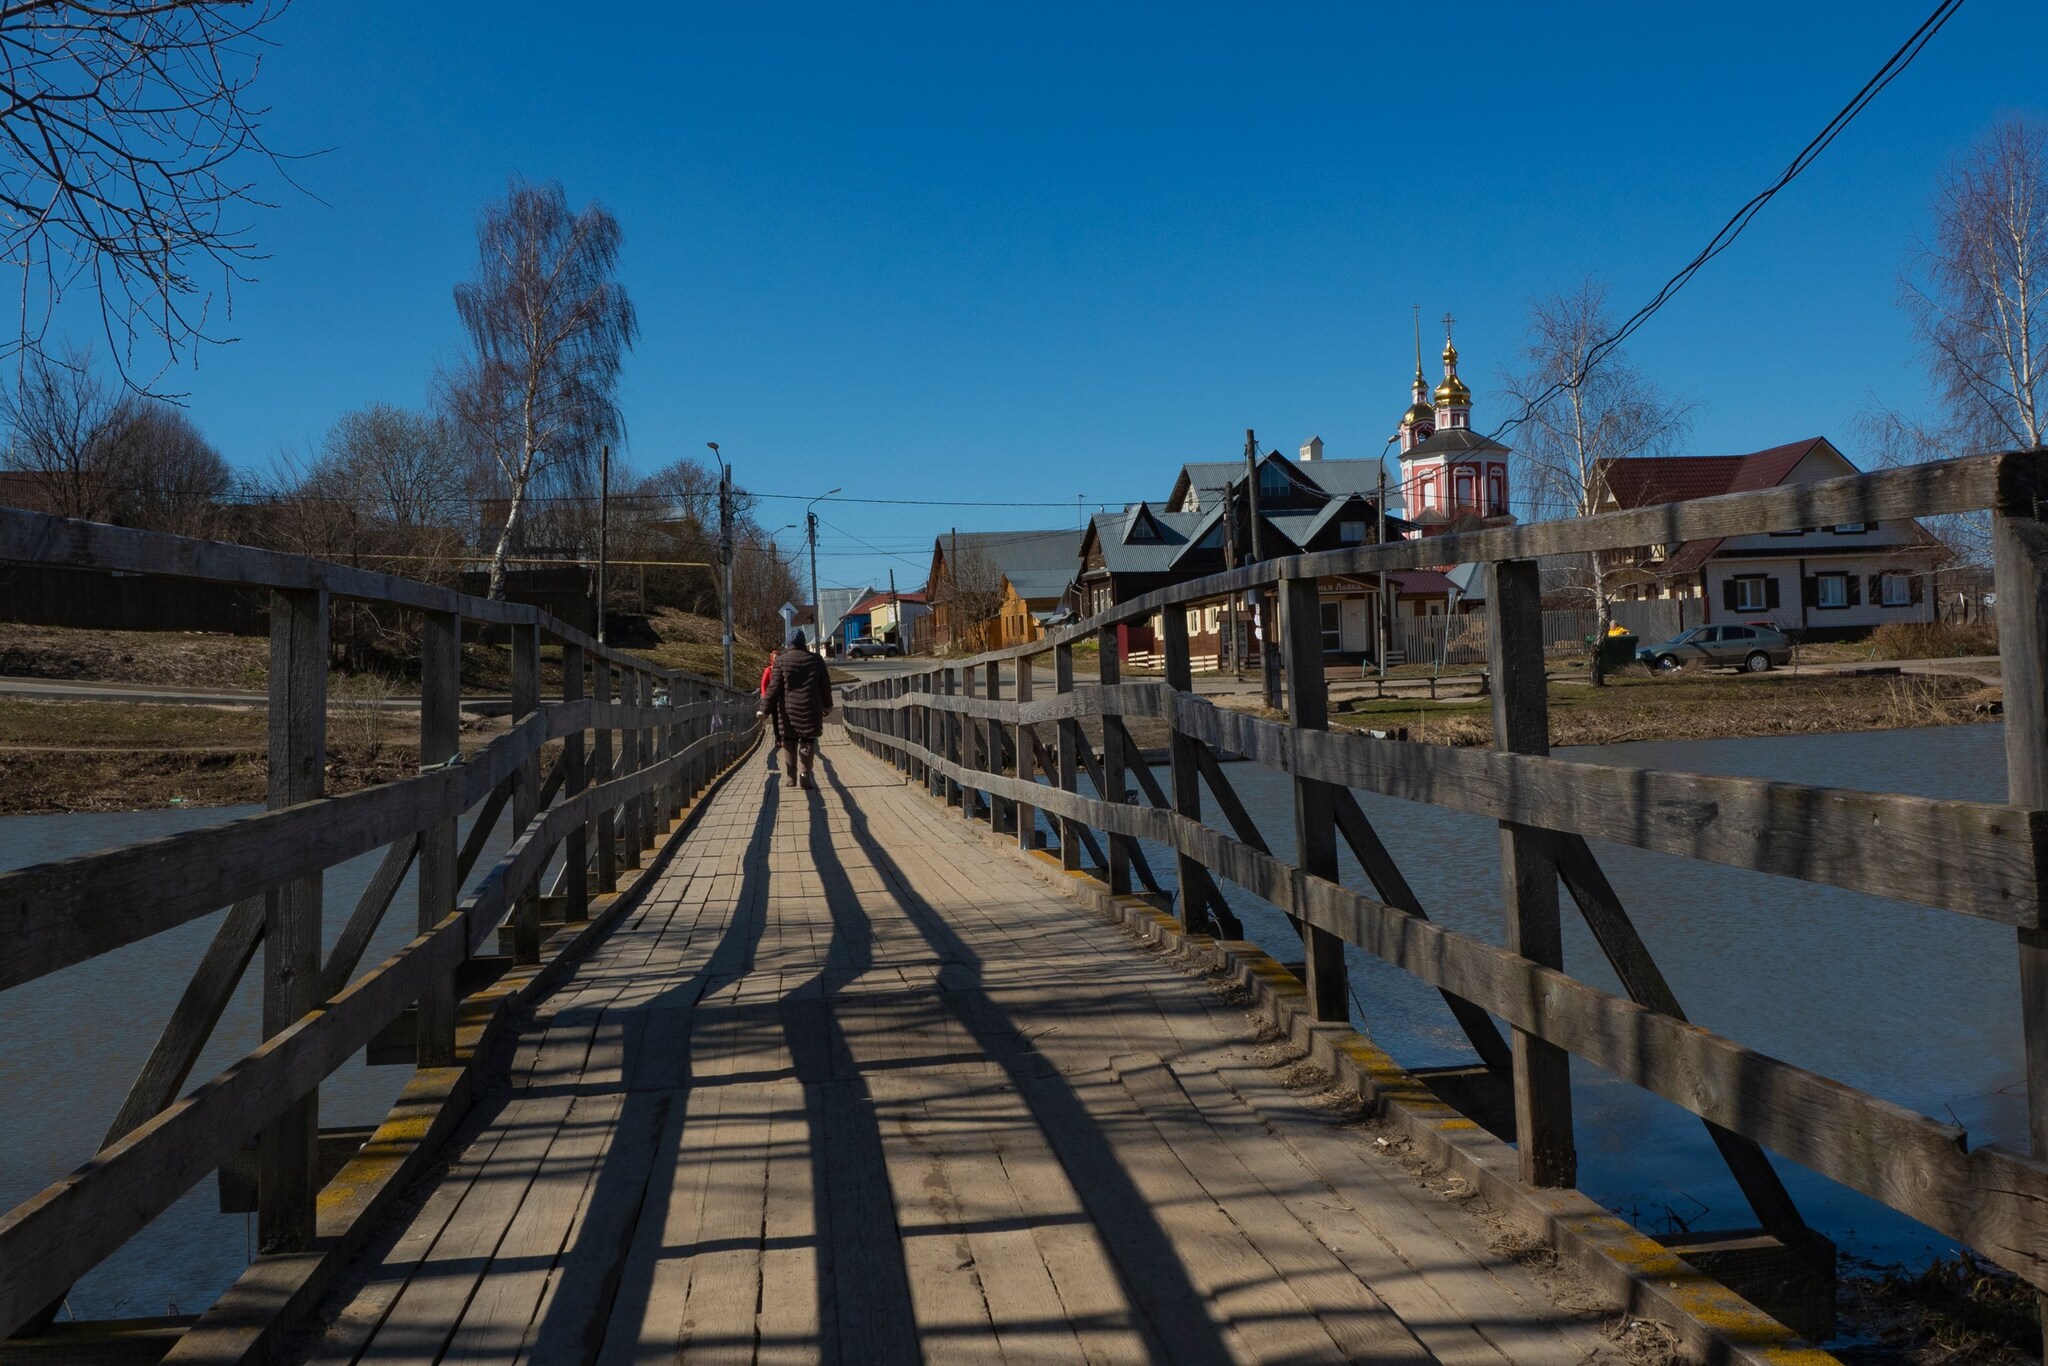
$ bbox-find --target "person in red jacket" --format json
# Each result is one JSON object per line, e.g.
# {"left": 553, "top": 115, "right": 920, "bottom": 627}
{"left": 758, "top": 657, "right": 780, "bottom": 769}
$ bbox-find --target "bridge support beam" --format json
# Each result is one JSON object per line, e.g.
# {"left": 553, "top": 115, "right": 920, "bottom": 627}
{"left": 1097, "top": 625, "right": 1133, "bottom": 897}
{"left": 1055, "top": 644, "right": 1081, "bottom": 872}
{"left": 416, "top": 610, "right": 461, "bottom": 1068}
{"left": 1485, "top": 558, "right": 1576, "bottom": 1190}
{"left": 1277, "top": 575, "right": 1346, "bottom": 1023}
{"left": 1015, "top": 653, "right": 1038, "bottom": 851}
{"left": 1995, "top": 506, "right": 2048, "bottom": 1358}
{"left": 260, "top": 586, "right": 327, "bottom": 1253}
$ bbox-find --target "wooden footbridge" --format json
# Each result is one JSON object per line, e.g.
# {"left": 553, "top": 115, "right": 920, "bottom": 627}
{"left": 6, "top": 451, "right": 2048, "bottom": 1364}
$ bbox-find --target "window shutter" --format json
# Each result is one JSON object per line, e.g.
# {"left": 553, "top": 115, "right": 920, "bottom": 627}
{"left": 1802, "top": 576, "right": 1818, "bottom": 609}
{"left": 1722, "top": 579, "right": 1739, "bottom": 611}
{"left": 1765, "top": 577, "right": 1781, "bottom": 609}
{"left": 1910, "top": 575, "right": 1924, "bottom": 605}
{"left": 1848, "top": 575, "right": 1862, "bottom": 606}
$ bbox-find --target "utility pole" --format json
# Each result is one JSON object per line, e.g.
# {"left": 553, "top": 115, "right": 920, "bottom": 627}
{"left": 1224, "top": 483, "right": 1240, "bottom": 678}
{"left": 1244, "top": 428, "right": 1281, "bottom": 709}
{"left": 1377, "top": 456, "right": 1389, "bottom": 685}
{"left": 707, "top": 442, "right": 735, "bottom": 688}
{"left": 888, "top": 566, "right": 900, "bottom": 650}
{"left": 804, "top": 487, "right": 841, "bottom": 650}
{"left": 808, "top": 510, "right": 820, "bottom": 649}
{"left": 596, "top": 444, "right": 609, "bottom": 645}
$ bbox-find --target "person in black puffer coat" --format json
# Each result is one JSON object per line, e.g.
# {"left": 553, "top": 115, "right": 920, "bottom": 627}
{"left": 762, "top": 630, "right": 832, "bottom": 789}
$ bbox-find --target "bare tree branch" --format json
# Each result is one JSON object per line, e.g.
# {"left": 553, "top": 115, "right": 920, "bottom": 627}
{"left": 0, "top": 0, "right": 297, "bottom": 389}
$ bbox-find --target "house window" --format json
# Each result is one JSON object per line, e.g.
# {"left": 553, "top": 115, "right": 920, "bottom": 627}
{"left": 1320, "top": 602, "right": 1342, "bottom": 652}
{"left": 1834, "top": 523, "right": 1867, "bottom": 534}
{"left": 1455, "top": 470, "right": 1475, "bottom": 508}
{"left": 1487, "top": 469, "right": 1506, "bottom": 512}
{"left": 1770, "top": 526, "right": 1804, "bottom": 537}
{"left": 1734, "top": 575, "right": 1771, "bottom": 612}
{"left": 1881, "top": 573, "right": 1912, "bottom": 606}
{"left": 1204, "top": 606, "right": 1220, "bottom": 633}
{"left": 1816, "top": 574, "right": 1849, "bottom": 609}
{"left": 1417, "top": 475, "right": 1436, "bottom": 509}
{"left": 1186, "top": 608, "right": 1201, "bottom": 634}
{"left": 1340, "top": 520, "right": 1367, "bottom": 544}
{"left": 1259, "top": 465, "right": 1289, "bottom": 498}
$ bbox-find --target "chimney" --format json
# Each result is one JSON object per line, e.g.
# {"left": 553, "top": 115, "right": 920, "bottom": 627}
{"left": 1299, "top": 435, "right": 1323, "bottom": 462}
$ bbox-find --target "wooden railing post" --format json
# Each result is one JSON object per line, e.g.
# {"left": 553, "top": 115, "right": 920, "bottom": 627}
{"left": 942, "top": 667, "right": 963, "bottom": 808}
{"left": 1015, "top": 652, "right": 1037, "bottom": 850}
{"left": 416, "top": 610, "right": 461, "bottom": 1067}
{"left": 984, "top": 659, "right": 1006, "bottom": 833}
{"left": 1995, "top": 504, "right": 2048, "bottom": 1357}
{"left": 1055, "top": 641, "right": 1081, "bottom": 871}
{"left": 259, "top": 586, "right": 326, "bottom": 1253}
{"left": 508, "top": 621, "right": 543, "bottom": 963}
{"left": 1097, "top": 625, "right": 1133, "bottom": 896}
{"left": 960, "top": 664, "right": 982, "bottom": 820}
{"left": 1485, "top": 557, "right": 1576, "bottom": 1189}
{"left": 562, "top": 643, "right": 589, "bottom": 924}
{"left": 1162, "top": 605, "right": 1217, "bottom": 935}
{"left": 1277, "top": 575, "right": 1345, "bottom": 1021}
{"left": 635, "top": 670, "right": 656, "bottom": 846}
{"left": 922, "top": 670, "right": 937, "bottom": 794}
{"left": 618, "top": 669, "right": 643, "bottom": 868}
{"left": 594, "top": 660, "right": 617, "bottom": 893}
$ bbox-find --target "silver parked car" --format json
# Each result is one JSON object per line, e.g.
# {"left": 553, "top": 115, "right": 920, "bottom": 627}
{"left": 1636, "top": 623, "right": 1793, "bottom": 673}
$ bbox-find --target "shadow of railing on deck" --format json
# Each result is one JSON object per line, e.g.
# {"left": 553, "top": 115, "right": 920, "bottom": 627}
{"left": 815, "top": 754, "right": 1236, "bottom": 1366}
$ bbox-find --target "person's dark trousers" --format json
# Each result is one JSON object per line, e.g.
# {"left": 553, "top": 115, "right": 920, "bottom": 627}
{"left": 782, "top": 734, "right": 817, "bottom": 786}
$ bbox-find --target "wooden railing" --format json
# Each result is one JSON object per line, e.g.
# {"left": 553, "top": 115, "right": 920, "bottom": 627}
{"left": 843, "top": 449, "right": 2048, "bottom": 1316}
{"left": 0, "top": 508, "right": 760, "bottom": 1345}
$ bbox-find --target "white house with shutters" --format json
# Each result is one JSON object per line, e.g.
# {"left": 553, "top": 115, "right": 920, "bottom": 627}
{"left": 1596, "top": 437, "right": 1941, "bottom": 637}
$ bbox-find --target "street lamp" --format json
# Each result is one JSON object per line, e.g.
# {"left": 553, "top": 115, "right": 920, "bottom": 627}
{"left": 805, "top": 487, "right": 841, "bottom": 650}
{"left": 704, "top": 444, "right": 737, "bottom": 688}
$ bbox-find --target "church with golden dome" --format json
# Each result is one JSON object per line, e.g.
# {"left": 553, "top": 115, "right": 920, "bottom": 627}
{"left": 1393, "top": 314, "right": 1512, "bottom": 529}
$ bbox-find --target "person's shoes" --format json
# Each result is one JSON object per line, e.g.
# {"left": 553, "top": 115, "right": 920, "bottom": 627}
{"left": 800, "top": 778, "right": 817, "bottom": 791}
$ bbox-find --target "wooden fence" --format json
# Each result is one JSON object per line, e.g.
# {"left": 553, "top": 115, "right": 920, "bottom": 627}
{"left": 0, "top": 508, "right": 759, "bottom": 1352}
{"left": 842, "top": 449, "right": 2048, "bottom": 1329}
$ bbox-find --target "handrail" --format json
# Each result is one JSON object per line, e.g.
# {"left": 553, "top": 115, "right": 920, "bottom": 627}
{"left": 0, "top": 516, "right": 767, "bottom": 1342}
{"left": 943, "top": 448, "right": 2041, "bottom": 665}
{"left": 0, "top": 503, "right": 727, "bottom": 683}
{"left": 841, "top": 446, "right": 2048, "bottom": 1306}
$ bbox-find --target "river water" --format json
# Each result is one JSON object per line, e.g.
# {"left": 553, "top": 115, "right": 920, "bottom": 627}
{"left": 0, "top": 723, "right": 2019, "bottom": 1321}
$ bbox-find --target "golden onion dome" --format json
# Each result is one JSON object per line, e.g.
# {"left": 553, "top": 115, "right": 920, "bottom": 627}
{"left": 1434, "top": 374, "right": 1471, "bottom": 407}
{"left": 1401, "top": 401, "right": 1434, "bottom": 426}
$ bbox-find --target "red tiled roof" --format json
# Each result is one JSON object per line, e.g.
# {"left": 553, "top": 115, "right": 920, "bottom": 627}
{"left": 1601, "top": 439, "right": 1825, "bottom": 511}
{"left": 1603, "top": 439, "right": 1831, "bottom": 580}
{"left": 849, "top": 589, "right": 929, "bottom": 613}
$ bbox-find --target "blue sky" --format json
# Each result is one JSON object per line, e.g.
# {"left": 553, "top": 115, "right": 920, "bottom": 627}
{"left": 146, "top": 1, "right": 2042, "bottom": 593}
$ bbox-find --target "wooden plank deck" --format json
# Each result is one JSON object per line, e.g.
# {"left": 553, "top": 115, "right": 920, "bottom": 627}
{"left": 287, "top": 735, "right": 1621, "bottom": 1366}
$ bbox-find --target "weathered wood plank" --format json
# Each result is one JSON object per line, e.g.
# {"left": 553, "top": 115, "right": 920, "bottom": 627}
{"left": 1487, "top": 558, "right": 1575, "bottom": 1191}
{"left": 1330, "top": 788, "right": 1511, "bottom": 1071}
{"left": 416, "top": 609, "right": 462, "bottom": 1069}
{"left": 1278, "top": 575, "right": 1346, "bottom": 1023}
{"left": 261, "top": 585, "right": 327, "bottom": 1253}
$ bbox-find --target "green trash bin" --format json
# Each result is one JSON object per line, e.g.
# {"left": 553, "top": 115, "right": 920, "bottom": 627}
{"left": 1597, "top": 631, "right": 1638, "bottom": 670}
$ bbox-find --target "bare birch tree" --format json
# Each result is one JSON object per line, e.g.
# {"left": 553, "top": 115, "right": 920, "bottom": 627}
{"left": 445, "top": 178, "right": 637, "bottom": 599}
{"left": 0, "top": 347, "right": 130, "bottom": 518}
{"left": 1905, "top": 113, "right": 2048, "bottom": 453}
{"left": 1501, "top": 280, "right": 1690, "bottom": 682}
{"left": 0, "top": 1, "right": 295, "bottom": 383}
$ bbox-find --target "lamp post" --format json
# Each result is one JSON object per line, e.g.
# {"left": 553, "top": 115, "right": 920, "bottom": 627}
{"left": 705, "top": 442, "right": 735, "bottom": 688}
{"left": 805, "top": 487, "right": 841, "bottom": 650}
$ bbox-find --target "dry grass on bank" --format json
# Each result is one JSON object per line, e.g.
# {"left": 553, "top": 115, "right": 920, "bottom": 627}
{"left": 1217, "top": 670, "right": 1992, "bottom": 748}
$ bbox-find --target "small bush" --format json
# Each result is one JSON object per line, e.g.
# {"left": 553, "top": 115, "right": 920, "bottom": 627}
{"left": 1870, "top": 620, "right": 1999, "bottom": 660}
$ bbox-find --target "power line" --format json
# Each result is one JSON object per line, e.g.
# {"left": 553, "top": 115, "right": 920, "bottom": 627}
{"left": 1487, "top": 0, "right": 1967, "bottom": 446}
